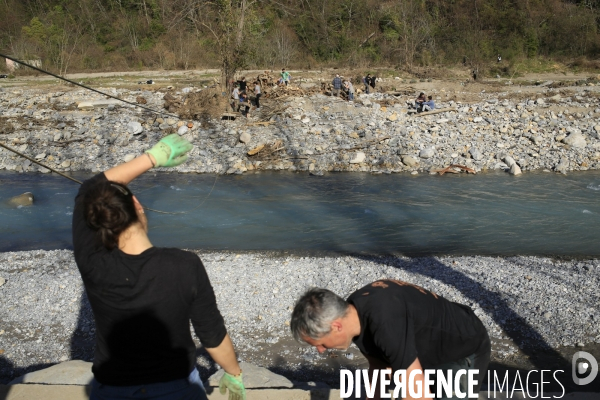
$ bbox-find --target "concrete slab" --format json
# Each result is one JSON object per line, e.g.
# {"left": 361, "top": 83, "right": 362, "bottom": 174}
{"left": 8, "top": 360, "right": 93, "bottom": 385}
{"left": 1, "top": 384, "right": 597, "bottom": 400}
{"left": 77, "top": 99, "right": 121, "bottom": 109}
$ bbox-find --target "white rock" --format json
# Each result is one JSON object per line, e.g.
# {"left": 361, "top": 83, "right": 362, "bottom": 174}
{"left": 535, "top": 98, "right": 545, "bottom": 105}
{"left": 239, "top": 132, "right": 251, "bottom": 144}
{"left": 34, "top": 153, "right": 46, "bottom": 160}
{"left": 503, "top": 156, "right": 516, "bottom": 168}
{"left": 127, "top": 121, "right": 143, "bottom": 135}
{"left": 419, "top": 148, "right": 435, "bottom": 159}
{"left": 470, "top": 148, "right": 483, "bottom": 161}
{"left": 53, "top": 133, "right": 63, "bottom": 141}
{"left": 61, "top": 160, "right": 71, "bottom": 168}
{"left": 402, "top": 155, "right": 419, "bottom": 167}
{"left": 350, "top": 151, "right": 366, "bottom": 163}
{"left": 123, "top": 154, "right": 136, "bottom": 163}
{"left": 509, "top": 163, "right": 522, "bottom": 175}
{"left": 177, "top": 126, "right": 189, "bottom": 135}
{"left": 563, "top": 132, "right": 587, "bottom": 148}
{"left": 473, "top": 117, "right": 483, "bottom": 123}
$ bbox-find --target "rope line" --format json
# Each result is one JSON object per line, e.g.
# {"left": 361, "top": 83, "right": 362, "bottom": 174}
{"left": 0, "top": 53, "right": 180, "bottom": 119}
{"left": 0, "top": 55, "right": 219, "bottom": 214}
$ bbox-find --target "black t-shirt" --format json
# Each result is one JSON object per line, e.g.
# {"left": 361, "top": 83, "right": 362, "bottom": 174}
{"left": 238, "top": 80, "right": 247, "bottom": 92}
{"left": 348, "top": 279, "right": 487, "bottom": 370}
{"left": 72, "top": 173, "right": 227, "bottom": 385}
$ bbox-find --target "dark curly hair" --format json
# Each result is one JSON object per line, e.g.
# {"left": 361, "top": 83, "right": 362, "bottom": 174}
{"left": 83, "top": 180, "right": 139, "bottom": 250}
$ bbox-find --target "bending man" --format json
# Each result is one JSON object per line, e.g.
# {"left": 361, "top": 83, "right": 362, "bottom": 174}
{"left": 291, "top": 280, "right": 490, "bottom": 400}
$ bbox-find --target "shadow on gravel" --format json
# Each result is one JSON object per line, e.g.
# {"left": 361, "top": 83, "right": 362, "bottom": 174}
{"left": 355, "top": 255, "right": 598, "bottom": 393}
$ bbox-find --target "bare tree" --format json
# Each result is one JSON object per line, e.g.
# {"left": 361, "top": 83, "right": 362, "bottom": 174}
{"left": 187, "top": 0, "right": 256, "bottom": 96}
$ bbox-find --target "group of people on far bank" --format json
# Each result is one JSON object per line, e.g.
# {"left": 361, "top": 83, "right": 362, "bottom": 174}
{"left": 230, "top": 76, "right": 262, "bottom": 118}
{"left": 74, "top": 133, "right": 491, "bottom": 400}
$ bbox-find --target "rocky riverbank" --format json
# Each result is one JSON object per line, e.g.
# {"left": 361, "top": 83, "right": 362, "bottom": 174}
{"left": 1, "top": 80, "right": 600, "bottom": 176}
{"left": 1, "top": 249, "right": 599, "bottom": 386}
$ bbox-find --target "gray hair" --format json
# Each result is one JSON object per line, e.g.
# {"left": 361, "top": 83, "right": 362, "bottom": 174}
{"left": 290, "top": 288, "right": 349, "bottom": 342}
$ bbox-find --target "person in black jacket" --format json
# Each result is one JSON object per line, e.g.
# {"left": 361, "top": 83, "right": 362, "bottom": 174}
{"left": 73, "top": 134, "right": 246, "bottom": 400}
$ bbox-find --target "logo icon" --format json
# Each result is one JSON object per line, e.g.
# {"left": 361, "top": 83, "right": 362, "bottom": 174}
{"left": 572, "top": 351, "right": 598, "bottom": 385}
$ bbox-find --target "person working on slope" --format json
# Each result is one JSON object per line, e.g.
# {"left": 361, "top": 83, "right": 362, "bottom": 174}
{"left": 291, "top": 280, "right": 490, "bottom": 400}
{"left": 73, "top": 134, "right": 246, "bottom": 400}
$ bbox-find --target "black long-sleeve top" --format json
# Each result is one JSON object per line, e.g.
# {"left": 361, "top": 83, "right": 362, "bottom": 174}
{"left": 72, "top": 173, "right": 227, "bottom": 385}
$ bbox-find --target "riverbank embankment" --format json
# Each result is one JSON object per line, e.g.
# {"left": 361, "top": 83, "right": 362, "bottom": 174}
{"left": 1, "top": 79, "right": 600, "bottom": 176}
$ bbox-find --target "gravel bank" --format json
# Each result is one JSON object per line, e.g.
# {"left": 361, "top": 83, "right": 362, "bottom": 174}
{"left": 1, "top": 250, "right": 599, "bottom": 384}
{"left": 2, "top": 82, "right": 600, "bottom": 176}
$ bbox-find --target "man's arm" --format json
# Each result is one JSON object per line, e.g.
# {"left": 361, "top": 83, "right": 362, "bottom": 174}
{"left": 404, "top": 357, "right": 431, "bottom": 400}
{"left": 362, "top": 355, "right": 431, "bottom": 400}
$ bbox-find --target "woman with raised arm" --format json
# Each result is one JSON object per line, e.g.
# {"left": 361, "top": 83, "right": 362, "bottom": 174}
{"left": 72, "top": 134, "right": 245, "bottom": 400}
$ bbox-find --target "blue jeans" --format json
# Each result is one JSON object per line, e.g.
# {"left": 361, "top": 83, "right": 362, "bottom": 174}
{"left": 90, "top": 368, "right": 208, "bottom": 400}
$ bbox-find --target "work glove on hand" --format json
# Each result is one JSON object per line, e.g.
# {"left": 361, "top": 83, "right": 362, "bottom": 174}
{"left": 145, "top": 134, "right": 193, "bottom": 167}
{"left": 218, "top": 371, "right": 246, "bottom": 400}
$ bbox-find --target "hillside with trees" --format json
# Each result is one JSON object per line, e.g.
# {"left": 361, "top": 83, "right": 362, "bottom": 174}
{"left": 1, "top": 0, "right": 599, "bottom": 77}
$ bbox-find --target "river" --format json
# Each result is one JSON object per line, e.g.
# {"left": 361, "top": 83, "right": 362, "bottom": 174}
{"left": 1, "top": 170, "right": 599, "bottom": 256}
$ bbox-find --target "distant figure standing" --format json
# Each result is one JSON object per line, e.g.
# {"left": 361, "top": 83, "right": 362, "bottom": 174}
{"left": 254, "top": 81, "right": 261, "bottom": 109}
{"left": 230, "top": 85, "right": 240, "bottom": 111}
{"left": 363, "top": 74, "right": 371, "bottom": 94}
{"left": 368, "top": 75, "right": 376, "bottom": 91}
{"left": 238, "top": 76, "right": 247, "bottom": 92}
{"left": 345, "top": 80, "right": 355, "bottom": 102}
{"left": 280, "top": 68, "right": 290, "bottom": 86}
{"left": 472, "top": 70, "right": 477, "bottom": 81}
{"left": 497, "top": 54, "right": 502, "bottom": 63}
{"left": 332, "top": 74, "right": 342, "bottom": 97}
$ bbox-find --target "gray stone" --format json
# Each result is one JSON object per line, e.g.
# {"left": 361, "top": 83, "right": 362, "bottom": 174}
{"left": 563, "top": 132, "right": 587, "bottom": 148}
{"left": 53, "top": 132, "right": 63, "bottom": 142}
{"left": 208, "top": 362, "right": 293, "bottom": 388}
{"left": 555, "top": 158, "right": 570, "bottom": 173}
{"left": 239, "top": 132, "right": 251, "bottom": 144}
{"left": 127, "top": 121, "right": 143, "bottom": 135}
{"left": 503, "top": 156, "right": 516, "bottom": 168}
{"left": 9, "top": 360, "right": 93, "bottom": 385}
{"left": 349, "top": 151, "right": 365, "bottom": 163}
{"left": 509, "top": 163, "right": 522, "bottom": 176}
{"left": 419, "top": 148, "right": 435, "bottom": 159}
{"left": 535, "top": 98, "right": 545, "bottom": 105}
{"left": 7, "top": 192, "right": 34, "bottom": 207}
{"left": 402, "top": 155, "right": 419, "bottom": 167}
{"left": 470, "top": 148, "right": 483, "bottom": 161}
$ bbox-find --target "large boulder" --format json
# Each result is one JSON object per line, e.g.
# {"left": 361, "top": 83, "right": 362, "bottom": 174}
{"left": 7, "top": 192, "right": 34, "bottom": 207}
{"left": 208, "top": 362, "right": 293, "bottom": 388}
{"left": 9, "top": 360, "right": 93, "bottom": 385}
{"left": 562, "top": 132, "right": 587, "bottom": 148}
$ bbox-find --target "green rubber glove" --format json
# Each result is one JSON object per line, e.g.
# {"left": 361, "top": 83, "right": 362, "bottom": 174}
{"left": 218, "top": 371, "right": 246, "bottom": 400}
{"left": 145, "top": 134, "right": 193, "bottom": 167}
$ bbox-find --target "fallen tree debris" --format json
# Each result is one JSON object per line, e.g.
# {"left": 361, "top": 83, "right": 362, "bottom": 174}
{"left": 433, "top": 164, "right": 477, "bottom": 175}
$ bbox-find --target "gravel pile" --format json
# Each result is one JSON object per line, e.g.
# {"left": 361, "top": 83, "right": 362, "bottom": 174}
{"left": 1, "top": 84, "right": 600, "bottom": 175}
{"left": 1, "top": 250, "right": 599, "bottom": 384}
